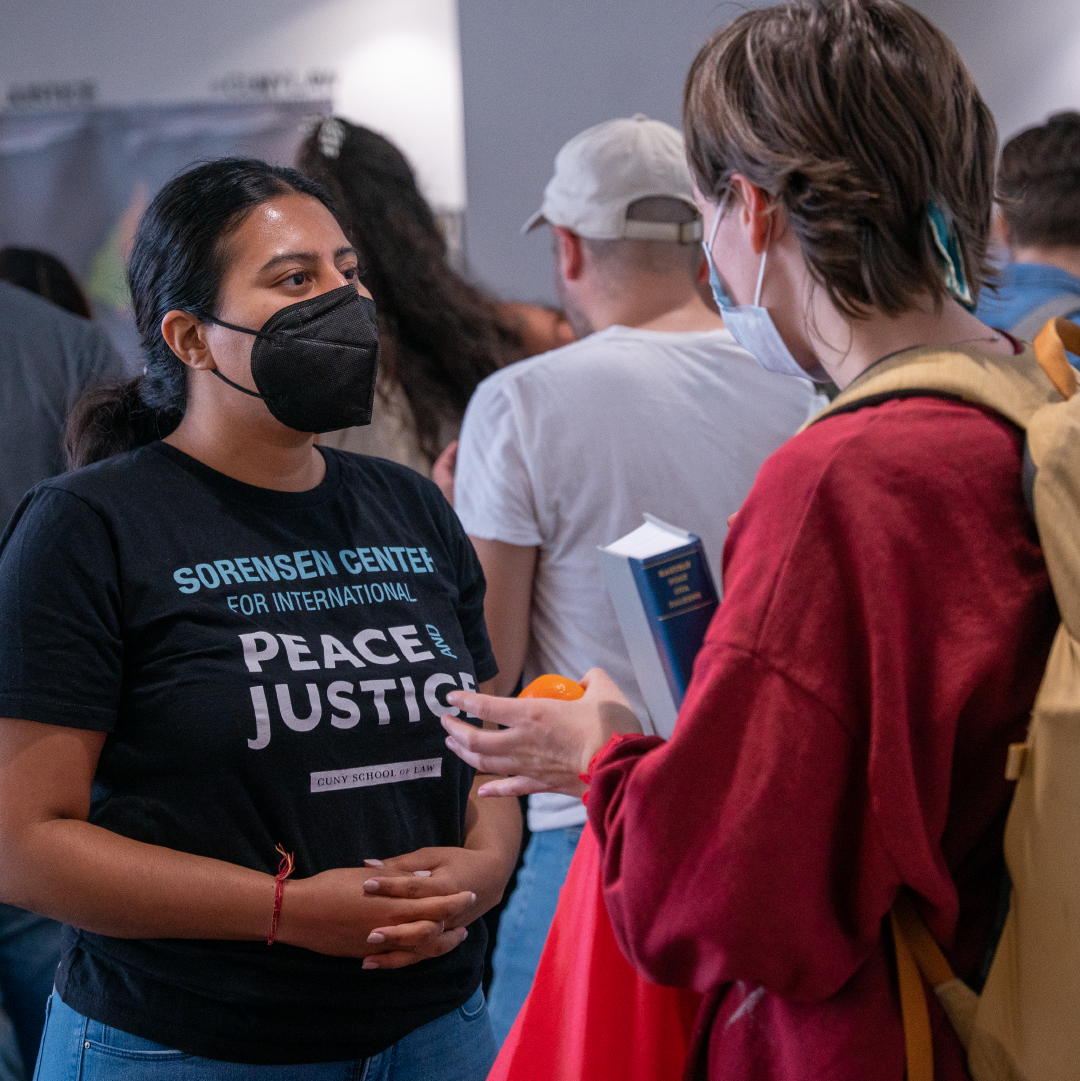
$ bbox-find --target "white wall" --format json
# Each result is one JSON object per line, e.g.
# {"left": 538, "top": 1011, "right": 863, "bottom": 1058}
{"left": 913, "top": 0, "right": 1080, "bottom": 141}
{"left": 0, "top": 0, "right": 466, "bottom": 211}
{"left": 458, "top": 0, "right": 1080, "bottom": 304}
{"left": 458, "top": 0, "right": 722, "bottom": 305}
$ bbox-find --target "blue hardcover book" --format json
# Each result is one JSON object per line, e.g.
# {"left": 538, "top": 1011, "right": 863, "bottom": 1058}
{"left": 598, "top": 515, "right": 719, "bottom": 739}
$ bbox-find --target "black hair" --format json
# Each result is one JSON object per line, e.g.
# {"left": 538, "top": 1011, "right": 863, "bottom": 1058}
{"left": 998, "top": 111, "right": 1080, "bottom": 248}
{"left": 0, "top": 247, "right": 92, "bottom": 318}
{"left": 296, "top": 118, "right": 523, "bottom": 464}
{"left": 64, "top": 157, "right": 335, "bottom": 469}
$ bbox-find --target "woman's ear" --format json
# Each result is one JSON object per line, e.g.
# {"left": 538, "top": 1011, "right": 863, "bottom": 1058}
{"left": 161, "top": 311, "right": 216, "bottom": 370}
{"left": 991, "top": 208, "right": 1011, "bottom": 253}
{"left": 728, "top": 175, "right": 778, "bottom": 255}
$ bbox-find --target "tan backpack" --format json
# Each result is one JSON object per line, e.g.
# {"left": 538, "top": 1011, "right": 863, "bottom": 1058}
{"left": 806, "top": 319, "right": 1080, "bottom": 1081}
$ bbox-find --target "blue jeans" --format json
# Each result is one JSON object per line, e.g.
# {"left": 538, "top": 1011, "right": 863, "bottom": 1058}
{"left": 0, "top": 905, "right": 62, "bottom": 1079}
{"left": 33, "top": 987, "right": 496, "bottom": 1081}
{"left": 486, "top": 824, "right": 583, "bottom": 1046}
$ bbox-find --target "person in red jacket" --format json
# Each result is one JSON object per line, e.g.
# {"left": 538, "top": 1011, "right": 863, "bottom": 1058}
{"left": 430, "top": 1, "right": 1060, "bottom": 1078}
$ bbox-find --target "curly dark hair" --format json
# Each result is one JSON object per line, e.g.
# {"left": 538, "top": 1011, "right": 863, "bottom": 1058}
{"left": 296, "top": 119, "right": 523, "bottom": 464}
{"left": 998, "top": 112, "right": 1080, "bottom": 249}
{"left": 684, "top": 0, "right": 997, "bottom": 318}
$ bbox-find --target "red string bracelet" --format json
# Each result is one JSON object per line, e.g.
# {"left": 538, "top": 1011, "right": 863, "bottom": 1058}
{"left": 267, "top": 843, "right": 295, "bottom": 946}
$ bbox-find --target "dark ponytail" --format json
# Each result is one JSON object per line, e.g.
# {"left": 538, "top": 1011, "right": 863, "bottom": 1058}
{"left": 64, "top": 157, "right": 336, "bottom": 469}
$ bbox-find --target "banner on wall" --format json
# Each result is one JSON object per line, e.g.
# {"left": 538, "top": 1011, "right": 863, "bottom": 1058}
{"left": 0, "top": 100, "right": 329, "bottom": 372}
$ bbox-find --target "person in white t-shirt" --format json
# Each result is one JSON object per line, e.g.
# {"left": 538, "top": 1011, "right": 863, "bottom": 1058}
{"left": 451, "top": 114, "right": 825, "bottom": 1044}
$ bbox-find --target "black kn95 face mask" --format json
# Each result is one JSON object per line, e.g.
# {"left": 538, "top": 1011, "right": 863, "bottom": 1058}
{"left": 204, "top": 284, "right": 380, "bottom": 434}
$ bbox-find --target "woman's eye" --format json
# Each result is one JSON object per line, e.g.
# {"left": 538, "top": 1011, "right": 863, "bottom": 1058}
{"left": 342, "top": 266, "right": 358, "bottom": 280}
{"left": 286, "top": 272, "right": 306, "bottom": 287}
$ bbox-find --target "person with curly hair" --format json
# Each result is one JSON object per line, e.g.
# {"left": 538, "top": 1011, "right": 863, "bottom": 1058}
{"left": 297, "top": 119, "right": 562, "bottom": 477}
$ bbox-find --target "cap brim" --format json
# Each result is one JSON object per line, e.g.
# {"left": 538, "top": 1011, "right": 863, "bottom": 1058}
{"left": 521, "top": 210, "right": 549, "bottom": 235}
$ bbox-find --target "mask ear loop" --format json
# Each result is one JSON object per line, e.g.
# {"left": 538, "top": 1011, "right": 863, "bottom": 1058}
{"left": 702, "top": 190, "right": 732, "bottom": 302}
{"left": 705, "top": 193, "right": 726, "bottom": 256}
{"left": 199, "top": 315, "right": 270, "bottom": 400}
{"left": 204, "top": 315, "right": 277, "bottom": 343}
{"left": 211, "top": 369, "right": 264, "bottom": 399}
{"left": 753, "top": 214, "right": 773, "bottom": 307}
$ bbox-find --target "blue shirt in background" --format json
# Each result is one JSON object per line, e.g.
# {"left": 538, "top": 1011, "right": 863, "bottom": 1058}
{"left": 977, "top": 262, "right": 1080, "bottom": 367}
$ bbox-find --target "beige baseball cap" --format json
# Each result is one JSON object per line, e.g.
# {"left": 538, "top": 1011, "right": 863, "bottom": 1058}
{"left": 522, "top": 114, "right": 702, "bottom": 243}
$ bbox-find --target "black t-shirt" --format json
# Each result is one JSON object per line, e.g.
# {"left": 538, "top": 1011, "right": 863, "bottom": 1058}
{"left": 0, "top": 442, "right": 498, "bottom": 1064}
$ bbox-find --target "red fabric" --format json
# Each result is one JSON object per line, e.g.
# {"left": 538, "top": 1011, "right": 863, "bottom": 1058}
{"left": 586, "top": 398, "right": 1058, "bottom": 1081}
{"left": 489, "top": 820, "right": 701, "bottom": 1081}
{"left": 579, "top": 732, "right": 639, "bottom": 799}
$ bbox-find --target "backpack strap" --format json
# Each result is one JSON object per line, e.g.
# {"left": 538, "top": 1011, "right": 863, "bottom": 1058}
{"left": 1010, "top": 294, "right": 1080, "bottom": 342}
{"left": 802, "top": 342, "right": 1058, "bottom": 437}
{"left": 1032, "top": 318, "right": 1080, "bottom": 400}
{"left": 890, "top": 893, "right": 978, "bottom": 1081}
{"left": 890, "top": 903, "right": 936, "bottom": 1081}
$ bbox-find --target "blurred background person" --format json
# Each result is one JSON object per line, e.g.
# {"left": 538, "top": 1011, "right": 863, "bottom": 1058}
{"left": 298, "top": 118, "right": 566, "bottom": 477}
{"left": 977, "top": 111, "right": 1080, "bottom": 345}
{"left": 0, "top": 247, "right": 122, "bottom": 1081}
{"left": 0, "top": 249, "right": 123, "bottom": 525}
{"left": 496, "top": 301, "right": 575, "bottom": 357}
{"left": 0, "top": 248, "right": 93, "bottom": 320}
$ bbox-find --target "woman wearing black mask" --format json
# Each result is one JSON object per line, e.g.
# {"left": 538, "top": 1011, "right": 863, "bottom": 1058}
{"left": 0, "top": 158, "right": 519, "bottom": 1080}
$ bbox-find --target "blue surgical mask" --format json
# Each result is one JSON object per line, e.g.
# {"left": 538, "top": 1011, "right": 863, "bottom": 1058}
{"left": 703, "top": 198, "right": 828, "bottom": 384}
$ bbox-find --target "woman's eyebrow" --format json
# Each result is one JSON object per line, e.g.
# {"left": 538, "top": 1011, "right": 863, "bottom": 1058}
{"left": 258, "top": 246, "right": 359, "bottom": 272}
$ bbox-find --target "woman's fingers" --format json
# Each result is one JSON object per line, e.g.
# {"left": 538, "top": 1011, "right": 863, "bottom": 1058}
{"left": 363, "top": 926, "right": 468, "bottom": 970}
{"left": 475, "top": 774, "right": 551, "bottom": 798}
{"left": 362, "top": 873, "right": 446, "bottom": 898}
{"left": 366, "top": 918, "right": 443, "bottom": 947}
{"left": 443, "top": 689, "right": 541, "bottom": 728}
{"left": 441, "top": 670, "right": 639, "bottom": 795}
{"left": 360, "top": 887, "right": 474, "bottom": 930}
{"left": 423, "top": 888, "right": 476, "bottom": 924}
{"left": 442, "top": 720, "right": 526, "bottom": 776}
{"left": 366, "top": 848, "right": 439, "bottom": 874}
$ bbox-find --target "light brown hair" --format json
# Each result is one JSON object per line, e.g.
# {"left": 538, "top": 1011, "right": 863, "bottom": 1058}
{"left": 998, "top": 112, "right": 1080, "bottom": 249}
{"left": 683, "top": 0, "right": 997, "bottom": 317}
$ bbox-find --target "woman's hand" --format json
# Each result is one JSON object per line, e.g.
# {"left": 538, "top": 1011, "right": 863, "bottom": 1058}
{"left": 441, "top": 668, "right": 642, "bottom": 797}
{"left": 0, "top": 717, "right": 499, "bottom": 972}
{"left": 360, "top": 845, "right": 512, "bottom": 929}
{"left": 358, "top": 770, "right": 523, "bottom": 969}
{"left": 275, "top": 867, "right": 475, "bottom": 967}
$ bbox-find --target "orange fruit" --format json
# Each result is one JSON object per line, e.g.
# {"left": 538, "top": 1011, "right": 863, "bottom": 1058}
{"left": 518, "top": 674, "right": 585, "bottom": 701}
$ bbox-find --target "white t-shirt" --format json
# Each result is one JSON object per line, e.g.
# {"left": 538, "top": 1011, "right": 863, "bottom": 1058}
{"left": 454, "top": 325, "right": 825, "bottom": 830}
